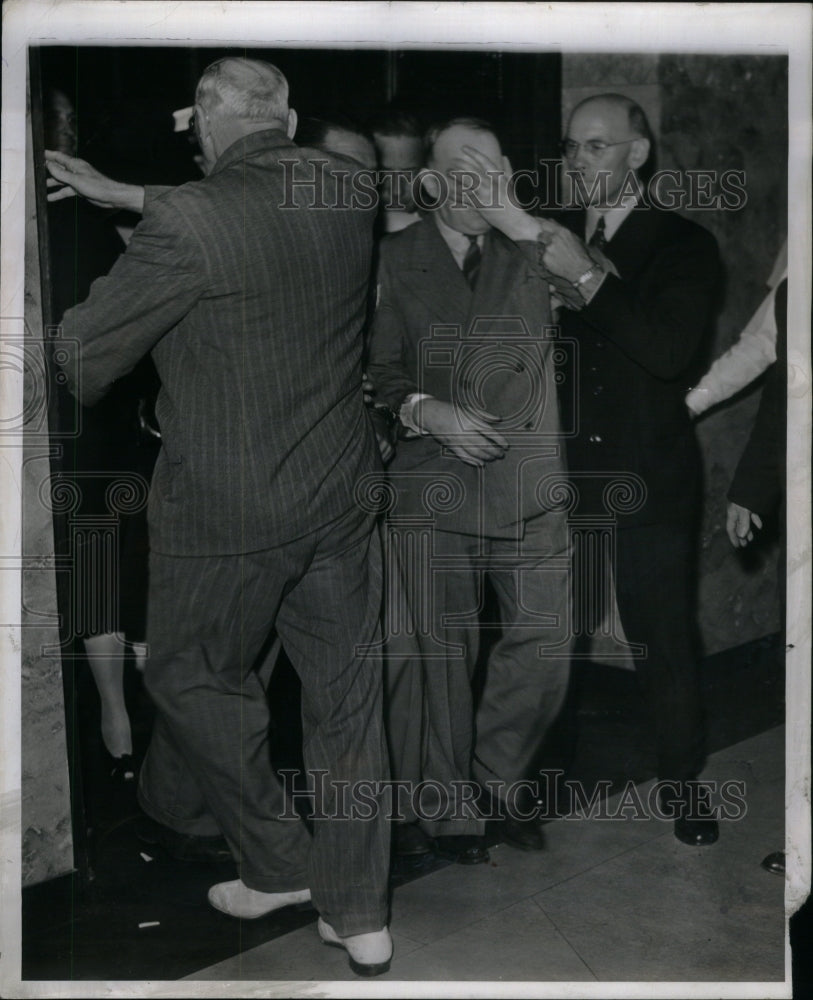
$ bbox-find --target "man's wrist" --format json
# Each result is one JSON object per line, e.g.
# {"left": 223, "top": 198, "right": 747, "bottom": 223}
{"left": 573, "top": 262, "right": 607, "bottom": 304}
{"left": 505, "top": 214, "right": 543, "bottom": 244}
{"left": 572, "top": 263, "right": 599, "bottom": 287}
{"left": 122, "top": 184, "right": 146, "bottom": 215}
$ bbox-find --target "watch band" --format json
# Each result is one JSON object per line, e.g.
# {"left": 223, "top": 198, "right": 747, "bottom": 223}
{"left": 573, "top": 266, "right": 597, "bottom": 288}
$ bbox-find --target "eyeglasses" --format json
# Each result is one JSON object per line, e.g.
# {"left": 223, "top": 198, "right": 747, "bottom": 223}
{"left": 559, "top": 137, "right": 637, "bottom": 158}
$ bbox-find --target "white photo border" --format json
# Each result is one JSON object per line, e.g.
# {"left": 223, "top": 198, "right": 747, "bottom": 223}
{"left": 2, "top": 3, "right": 810, "bottom": 998}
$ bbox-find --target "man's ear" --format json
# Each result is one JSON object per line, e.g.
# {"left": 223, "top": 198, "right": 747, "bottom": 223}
{"left": 193, "top": 105, "right": 215, "bottom": 173}
{"left": 628, "top": 137, "right": 650, "bottom": 171}
{"left": 193, "top": 105, "right": 208, "bottom": 142}
{"left": 286, "top": 108, "right": 298, "bottom": 140}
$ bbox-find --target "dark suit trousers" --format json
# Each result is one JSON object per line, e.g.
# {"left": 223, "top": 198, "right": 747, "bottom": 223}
{"left": 384, "top": 511, "right": 572, "bottom": 835}
{"left": 137, "top": 506, "right": 390, "bottom": 936}
{"left": 611, "top": 521, "right": 706, "bottom": 782}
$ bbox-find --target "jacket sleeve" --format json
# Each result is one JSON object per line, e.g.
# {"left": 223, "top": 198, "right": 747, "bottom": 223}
{"left": 686, "top": 283, "right": 777, "bottom": 415}
{"left": 144, "top": 184, "right": 175, "bottom": 205}
{"left": 365, "top": 249, "right": 419, "bottom": 412}
{"left": 59, "top": 193, "right": 207, "bottom": 407}
{"left": 727, "top": 279, "right": 787, "bottom": 517}
{"left": 576, "top": 222, "right": 720, "bottom": 380}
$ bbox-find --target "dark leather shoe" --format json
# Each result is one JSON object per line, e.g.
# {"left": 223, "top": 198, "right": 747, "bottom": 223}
{"left": 435, "top": 834, "right": 489, "bottom": 865}
{"left": 658, "top": 784, "right": 719, "bottom": 847}
{"left": 393, "top": 822, "right": 433, "bottom": 857}
{"left": 501, "top": 814, "right": 547, "bottom": 852}
{"left": 761, "top": 851, "right": 785, "bottom": 875}
{"left": 136, "top": 814, "right": 233, "bottom": 863}
{"left": 477, "top": 782, "right": 549, "bottom": 851}
{"left": 674, "top": 813, "right": 720, "bottom": 846}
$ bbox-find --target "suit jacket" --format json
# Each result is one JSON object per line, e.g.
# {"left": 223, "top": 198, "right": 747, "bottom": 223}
{"left": 60, "top": 130, "right": 379, "bottom": 556}
{"left": 557, "top": 202, "right": 721, "bottom": 525}
{"left": 728, "top": 278, "right": 787, "bottom": 517}
{"left": 366, "top": 216, "right": 567, "bottom": 538}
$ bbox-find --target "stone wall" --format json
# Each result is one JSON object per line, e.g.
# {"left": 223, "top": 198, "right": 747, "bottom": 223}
{"left": 21, "top": 108, "right": 74, "bottom": 887}
{"left": 561, "top": 53, "right": 788, "bottom": 660}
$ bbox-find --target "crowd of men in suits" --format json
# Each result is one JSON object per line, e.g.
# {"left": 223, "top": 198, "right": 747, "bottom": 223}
{"left": 45, "top": 55, "right": 759, "bottom": 976}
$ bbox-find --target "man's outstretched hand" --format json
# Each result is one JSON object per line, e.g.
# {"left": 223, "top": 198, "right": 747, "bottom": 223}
{"left": 45, "top": 150, "right": 145, "bottom": 214}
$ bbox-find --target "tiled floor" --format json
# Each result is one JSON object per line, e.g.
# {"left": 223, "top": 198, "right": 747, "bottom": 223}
{"left": 22, "top": 635, "right": 808, "bottom": 997}
{"left": 189, "top": 725, "right": 788, "bottom": 992}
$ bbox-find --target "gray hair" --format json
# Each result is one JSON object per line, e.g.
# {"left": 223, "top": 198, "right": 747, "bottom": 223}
{"left": 196, "top": 57, "right": 289, "bottom": 125}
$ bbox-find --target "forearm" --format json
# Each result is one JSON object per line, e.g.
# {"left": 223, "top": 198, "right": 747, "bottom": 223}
{"left": 687, "top": 292, "right": 777, "bottom": 414}
{"left": 365, "top": 289, "right": 419, "bottom": 411}
{"left": 59, "top": 197, "right": 204, "bottom": 404}
{"left": 113, "top": 183, "right": 146, "bottom": 214}
{"left": 365, "top": 358, "right": 418, "bottom": 414}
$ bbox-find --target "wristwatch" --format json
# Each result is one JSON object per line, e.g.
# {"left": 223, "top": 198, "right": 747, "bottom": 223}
{"left": 573, "top": 264, "right": 601, "bottom": 288}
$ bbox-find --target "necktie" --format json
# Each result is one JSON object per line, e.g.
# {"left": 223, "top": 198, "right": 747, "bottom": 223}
{"left": 462, "top": 234, "right": 482, "bottom": 289}
{"left": 589, "top": 215, "right": 607, "bottom": 251}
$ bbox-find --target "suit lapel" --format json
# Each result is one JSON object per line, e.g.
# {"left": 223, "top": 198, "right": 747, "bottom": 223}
{"left": 399, "top": 219, "right": 538, "bottom": 339}
{"left": 601, "top": 204, "right": 659, "bottom": 279}
{"left": 558, "top": 202, "right": 659, "bottom": 280}
{"left": 402, "top": 218, "right": 472, "bottom": 323}
{"left": 468, "top": 229, "right": 527, "bottom": 320}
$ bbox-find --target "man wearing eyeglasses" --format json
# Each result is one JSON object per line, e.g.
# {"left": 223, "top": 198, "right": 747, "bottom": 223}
{"left": 459, "top": 92, "right": 722, "bottom": 848}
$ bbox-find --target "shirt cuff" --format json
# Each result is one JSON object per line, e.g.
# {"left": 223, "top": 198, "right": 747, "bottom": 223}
{"left": 399, "top": 393, "right": 433, "bottom": 435}
{"left": 577, "top": 247, "right": 617, "bottom": 305}
{"left": 577, "top": 268, "right": 608, "bottom": 305}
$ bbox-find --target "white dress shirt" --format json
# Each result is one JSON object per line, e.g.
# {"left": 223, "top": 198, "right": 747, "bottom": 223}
{"left": 585, "top": 195, "right": 638, "bottom": 244}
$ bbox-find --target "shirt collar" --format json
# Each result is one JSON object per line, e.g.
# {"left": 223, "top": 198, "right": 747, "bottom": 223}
{"left": 586, "top": 194, "right": 638, "bottom": 243}
{"left": 433, "top": 213, "right": 485, "bottom": 257}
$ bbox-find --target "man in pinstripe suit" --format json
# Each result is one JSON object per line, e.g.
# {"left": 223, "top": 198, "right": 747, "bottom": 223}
{"left": 51, "top": 58, "right": 392, "bottom": 975}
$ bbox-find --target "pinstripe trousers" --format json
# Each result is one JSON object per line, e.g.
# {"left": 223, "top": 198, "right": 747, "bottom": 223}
{"left": 137, "top": 505, "right": 390, "bottom": 936}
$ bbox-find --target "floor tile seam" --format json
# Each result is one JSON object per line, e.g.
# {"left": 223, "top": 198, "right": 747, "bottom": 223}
{"left": 392, "top": 882, "right": 567, "bottom": 949}
{"left": 390, "top": 926, "right": 431, "bottom": 948}
{"left": 530, "top": 726, "right": 786, "bottom": 889}
{"left": 395, "top": 821, "right": 672, "bottom": 913}
{"left": 506, "top": 825, "right": 672, "bottom": 896}
{"left": 527, "top": 894, "right": 601, "bottom": 981}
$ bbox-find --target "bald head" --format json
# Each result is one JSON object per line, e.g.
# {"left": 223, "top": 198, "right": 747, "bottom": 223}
{"left": 563, "top": 93, "right": 652, "bottom": 207}
{"left": 569, "top": 93, "right": 653, "bottom": 148}
{"left": 192, "top": 57, "right": 297, "bottom": 173}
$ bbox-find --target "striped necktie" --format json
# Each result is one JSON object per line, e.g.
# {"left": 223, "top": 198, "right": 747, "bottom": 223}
{"left": 589, "top": 215, "right": 607, "bottom": 250}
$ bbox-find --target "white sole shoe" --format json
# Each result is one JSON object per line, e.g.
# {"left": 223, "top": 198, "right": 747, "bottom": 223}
{"left": 207, "top": 879, "right": 310, "bottom": 918}
{"left": 317, "top": 916, "right": 392, "bottom": 977}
